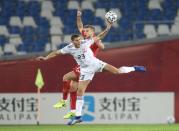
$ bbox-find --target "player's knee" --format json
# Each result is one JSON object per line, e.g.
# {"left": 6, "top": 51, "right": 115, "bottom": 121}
{"left": 63, "top": 74, "right": 68, "bottom": 81}
{"left": 77, "top": 88, "right": 84, "bottom": 96}
{"left": 113, "top": 70, "right": 119, "bottom": 75}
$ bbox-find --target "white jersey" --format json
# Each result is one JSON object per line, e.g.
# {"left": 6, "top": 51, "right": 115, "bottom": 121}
{"left": 58, "top": 38, "right": 107, "bottom": 81}
{"left": 59, "top": 38, "right": 98, "bottom": 68}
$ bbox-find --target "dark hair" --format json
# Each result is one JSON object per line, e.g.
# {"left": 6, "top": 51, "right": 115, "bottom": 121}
{"left": 84, "top": 25, "right": 95, "bottom": 31}
{"left": 71, "top": 34, "right": 80, "bottom": 41}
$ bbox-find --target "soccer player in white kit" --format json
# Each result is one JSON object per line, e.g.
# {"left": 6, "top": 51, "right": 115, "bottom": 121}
{"left": 38, "top": 34, "right": 146, "bottom": 125}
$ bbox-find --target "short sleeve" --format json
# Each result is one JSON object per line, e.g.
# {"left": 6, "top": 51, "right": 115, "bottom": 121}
{"left": 57, "top": 45, "right": 71, "bottom": 54}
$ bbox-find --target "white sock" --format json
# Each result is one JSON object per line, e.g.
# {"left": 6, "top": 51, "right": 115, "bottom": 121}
{"left": 71, "top": 110, "right": 76, "bottom": 113}
{"left": 118, "top": 66, "right": 135, "bottom": 73}
{"left": 75, "top": 96, "right": 84, "bottom": 116}
{"left": 63, "top": 99, "right": 67, "bottom": 102}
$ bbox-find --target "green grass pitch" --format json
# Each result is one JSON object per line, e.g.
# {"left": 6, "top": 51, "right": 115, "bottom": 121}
{"left": 0, "top": 124, "right": 179, "bottom": 131}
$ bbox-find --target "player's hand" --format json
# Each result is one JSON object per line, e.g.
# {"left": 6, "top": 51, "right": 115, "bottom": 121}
{"left": 36, "top": 56, "right": 47, "bottom": 61}
{"left": 105, "top": 19, "right": 112, "bottom": 30}
{"left": 77, "top": 10, "right": 82, "bottom": 17}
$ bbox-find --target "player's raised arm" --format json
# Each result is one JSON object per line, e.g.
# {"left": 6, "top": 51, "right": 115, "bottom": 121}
{"left": 77, "top": 10, "right": 83, "bottom": 33}
{"left": 96, "top": 19, "right": 112, "bottom": 40}
{"left": 37, "top": 50, "right": 63, "bottom": 61}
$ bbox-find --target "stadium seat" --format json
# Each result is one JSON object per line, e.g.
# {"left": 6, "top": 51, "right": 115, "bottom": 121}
{"left": 171, "top": 24, "right": 179, "bottom": 35}
{"left": 50, "top": 17, "right": 64, "bottom": 28}
{"left": 148, "top": 0, "right": 162, "bottom": 10}
{"left": 67, "top": 0, "right": 80, "bottom": 10}
{"left": 50, "top": 44, "right": 57, "bottom": 50}
{"left": 144, "top": 24, "right": 158, "bottom": 38}
{"left": 95, "top": 8, "right": 106, "bottom": 20}
{"left": 0, "top": 26, "right": 9, "bottom": 36}
{"left": 4, "top": 43, "right": 17, "bottom": 55}
{"left": 93, "top": 25, "right": 102, "bottom": 34}
{"left": 177, "top": 9, "right": 179, "bottom": 16}
{"left": 40, "top": 10, "right": 54, "bottom": 20}
{"left": 81, "top": 1, "right": 94, "bottom": 11}
{"left": 0, "top": 46, "right": 3, "bottom": 55}
{"left": 50, "top": 26, "right": 62, "bottom": 35}
{"left": 51, "top": 35, "right": 62, "bottom": 45}
{"left": 174, "top": 16, "right": 179, "bottom": 24}
{"left": 45, "top": 43, "right": 51, "bottom": 52}
{"left": 9, "top": 35, "right": 23, "bottom": 47}
{"left": 41, "top": 0, "right": 55, "bottom": 12}
{"left": 22, "top": 16, "right": 37, "bottom": 28}
{"left": 63, "top": 35, "right": 71, "bottom": 42}
{"left": 9, "top": 16, "right": 23, "bottom": 28}
{"left": 157, "top": 24, "right": 170, "bottom": 36}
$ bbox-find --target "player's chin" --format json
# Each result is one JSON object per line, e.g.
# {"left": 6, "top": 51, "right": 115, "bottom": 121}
{"left": 84, "top": 35, "right": 90, "bottom": 39}
{"left": 77, "top": 44, "right": 80, "bottom": 48}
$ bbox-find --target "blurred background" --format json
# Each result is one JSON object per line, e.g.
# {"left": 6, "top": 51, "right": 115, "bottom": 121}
{"left": 0, "top": 0, "right": 179, "bottom": 126}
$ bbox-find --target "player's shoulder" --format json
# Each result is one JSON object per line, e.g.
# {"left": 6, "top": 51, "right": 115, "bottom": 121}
{"left": 65, "top": 43, "right": 74, "bottom": 48}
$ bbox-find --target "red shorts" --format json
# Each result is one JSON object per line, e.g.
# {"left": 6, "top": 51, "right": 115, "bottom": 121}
{"left": 72, "top": 65, "right": 80, "bottom": 80}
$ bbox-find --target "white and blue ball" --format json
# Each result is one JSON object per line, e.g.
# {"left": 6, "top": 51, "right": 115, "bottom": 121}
{"left": 105, "top": 11, "right": 118, "bottom": 23}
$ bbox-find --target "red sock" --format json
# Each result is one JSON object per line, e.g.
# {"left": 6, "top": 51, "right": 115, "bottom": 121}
{"left": 62, "top": 80, "right": 71, "bottom": 100}
{"left": 70, "top": 91, "right": 77, "bottom": 110}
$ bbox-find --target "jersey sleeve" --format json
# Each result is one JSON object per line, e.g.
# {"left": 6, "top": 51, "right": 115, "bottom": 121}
{"left": 57, "top": 45, "right": 71, "bottom": 54}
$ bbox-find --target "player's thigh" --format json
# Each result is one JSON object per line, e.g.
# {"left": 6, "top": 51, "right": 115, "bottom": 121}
{"left": 103, "top": 64, "right": 118, "bottom": 74}
{"left": 63, "top": 71, "right": 78, "bottom": 81}
{"left": 77, "top": 80, "right": 91, "bottom": 95}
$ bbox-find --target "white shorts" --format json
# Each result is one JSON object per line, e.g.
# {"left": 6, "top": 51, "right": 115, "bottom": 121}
{"left": 79, "top": 59, "right": 107, "bottom": 81}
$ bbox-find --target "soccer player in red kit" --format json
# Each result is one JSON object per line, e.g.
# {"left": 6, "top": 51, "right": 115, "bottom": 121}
{"left": 53, "top": 10, "right": 112, "bottom": 119}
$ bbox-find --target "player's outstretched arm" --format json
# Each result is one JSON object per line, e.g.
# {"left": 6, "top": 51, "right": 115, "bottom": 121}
{"left": 97, "top": 19, "right": 112, "bottom": 40}
{"left": 77, "top": 10, "right": 83, "bottom": 33}
{"left": 37, "top": 50, "right": 62, "bottom": 61}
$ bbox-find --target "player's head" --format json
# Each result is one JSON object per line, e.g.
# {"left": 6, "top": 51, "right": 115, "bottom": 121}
{"left": 83, "top": 25, "right": 95, "bottom": 38}
{"left": 71, "top": 34, "right": 81, "bottom": 48}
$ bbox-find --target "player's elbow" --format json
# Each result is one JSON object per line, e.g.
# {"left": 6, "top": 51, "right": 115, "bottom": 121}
{"left": 101, "top": 45, "right": 105, "bottom": 49}
{"left": 98, "top": 44, "right": 105, "bottom": 50}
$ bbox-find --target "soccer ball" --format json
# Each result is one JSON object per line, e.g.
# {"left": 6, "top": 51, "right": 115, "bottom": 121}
{"left": 166, "top": 116, "right": 175, "bottom": 124}
{"left": 105, "top": 11, "right": 118, "bottom": 23}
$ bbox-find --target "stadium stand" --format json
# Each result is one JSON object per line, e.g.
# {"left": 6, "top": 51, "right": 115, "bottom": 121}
{"left": 0, "top": 0, "right": 179, "bottom": 55}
